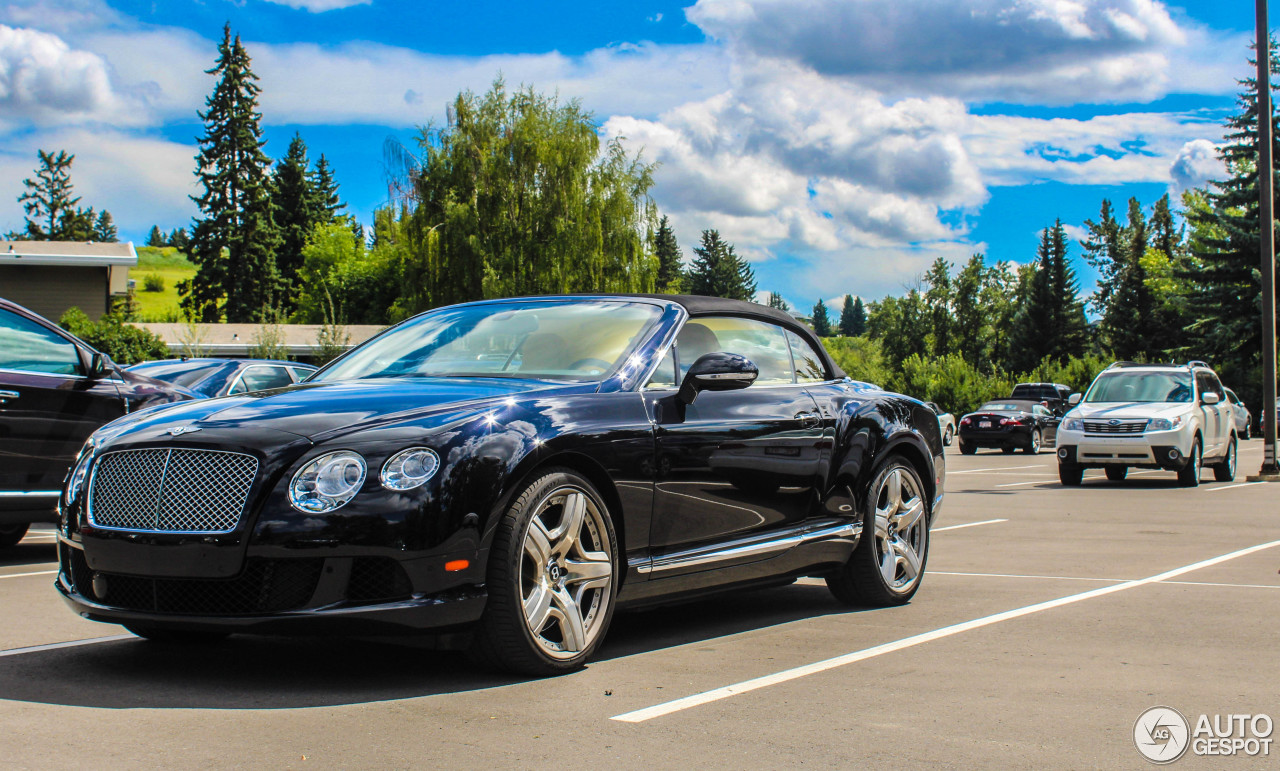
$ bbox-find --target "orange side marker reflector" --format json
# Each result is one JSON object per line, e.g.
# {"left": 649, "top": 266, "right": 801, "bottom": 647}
{"left": 444, "top": 560, "right": 469, "bottom": 572}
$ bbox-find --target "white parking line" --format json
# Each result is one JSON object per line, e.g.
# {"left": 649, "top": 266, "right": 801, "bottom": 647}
{"left": 0, "top": 635, "right": 133, "bottom": 658}
{"left": 994, "top": 478, "right": 1059, "bottom": 488}
{"left": 948, "top": 467, "right": 1054, "bottom": 475}
{"left": 1203, "top": 482, "right": 1263, "bottom": 492}
{"left": 609, "top": 538, "right": 1280, "bottom": 723}
{"left": 1159, "top": 580, "right": 1280, "bottom": 590}
{"left": 930, "top": 571, "right": 1126, "bottom": 583}
{"left": 0, "top": 569, "right": 57, "bottom": 580}
{"left": 932, "top": 519, "right": 1007, "bottom": 532}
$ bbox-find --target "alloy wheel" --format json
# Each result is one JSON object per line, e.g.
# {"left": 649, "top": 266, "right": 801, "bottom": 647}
{"left": 872, "top": 467, "right": 927, "bottom": 592}
{"left": 519, "top": 487, "right": 613, "bottom": 659}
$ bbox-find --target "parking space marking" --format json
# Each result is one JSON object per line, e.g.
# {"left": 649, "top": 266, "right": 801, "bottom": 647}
{"left": 610, "top": 538, "right": 1280, "bottom": 723}
{"left": 994, "top": 478, "right": 1060, "bottom": 487}
{"left": 930, "top": 571, "right": 1126, "bottom": 583}
{"left": 0, "top": 569, "right": 57, "bottom": 580}
{"left": 932, "top": 519, "right": 1007, "bottom": 532}
{"left": 0, "top": 635, "right": 133, "bottom": 659}
{"left": 1159, "top": 580, "right": 1280, "bottom": 590}
{"left": 948, "top": 466, "right": 1054, "bottom": 475}
{"left": 1203, "top": 482, "right": 1263, "bottom": 492}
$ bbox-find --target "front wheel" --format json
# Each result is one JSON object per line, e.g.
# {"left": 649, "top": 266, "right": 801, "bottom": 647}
{"left": 0, "top": 524, "right": 29, "bottom": 549}
{"left": 1024, "top": 429, "right": 1042, "bottom": 455}
{"left": 1177, "top": 438, "right": 1203, "bottom": 488}
{"left": 1214, "top": 436, "right": 1237, "bottom": 482}
{"left": 1059, "top": 464, "right": 1083, "bottom": 486}
{"left": 827, "top": 458, "right": 930, "bottom": 607}
{"left": 1243, "top": 423, "right": 1252, "bottom": 441}
{"left": 470, "top": 469, "right": 618, "bottom": 676}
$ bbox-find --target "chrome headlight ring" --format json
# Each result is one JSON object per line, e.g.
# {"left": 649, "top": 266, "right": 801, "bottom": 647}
{"left": 381, "top": 447, "right": 441, "bottom": 491}
{"left": 289, "top": 450, "right": 367, "bottom": 513}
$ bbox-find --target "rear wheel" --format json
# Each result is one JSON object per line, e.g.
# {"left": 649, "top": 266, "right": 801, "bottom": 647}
{"left": 470, "top": 469, "right": 617, "bottom": 676}
{"left": 943, "top": 426, "right": 954, "bottom": 446}
{"left": 958, "top": 440, "right": 976, "bottom": 455}
{"left": 1177, "top": 438, "right": 1203, "bottom": 488}
{"left": 1243, "top": 423, "right": 1252, "bottom": 440}
{"left": 124, "top": 625, "right": 229, "bottom": 644}
{"left": 1213, "top": 436, "right": 1237, "bottom": 482}
{"left": 1104, "top": 466, "right": 1127, "bottom": 482}
{"left": 1058, "top": 464, "right": 1083, "bottom": 486}
{"left": 827, "top": 458, "right": 930, "bottom": 607}
{"left": 1024, "top": 429, "right": 1042, "bottom": 455}
{"left": 0, "top": 524, "right": 29, "bottom": 549}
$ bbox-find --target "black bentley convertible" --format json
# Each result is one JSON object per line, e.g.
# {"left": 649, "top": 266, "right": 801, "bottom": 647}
{"left": 957, "top": 399, "right": 1059, "bottom": 455}
{"left": 57, "top": 295, "right": 944, "bottom": 675}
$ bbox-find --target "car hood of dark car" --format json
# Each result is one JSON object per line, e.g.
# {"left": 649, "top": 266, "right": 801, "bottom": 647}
{"left": 102, "top": 377, "right": 588, "bottom": 442}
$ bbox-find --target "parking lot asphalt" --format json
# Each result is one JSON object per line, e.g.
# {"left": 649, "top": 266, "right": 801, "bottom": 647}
{"left": 2, "top": 443, "right": 1277, "bottom": 770}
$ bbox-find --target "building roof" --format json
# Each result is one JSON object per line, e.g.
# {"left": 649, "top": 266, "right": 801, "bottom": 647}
{"left": 0, "top": 240, "right": 137, "bottom": 266}
{"left": 136, "top": 323, "right": 385, "bottom": 358}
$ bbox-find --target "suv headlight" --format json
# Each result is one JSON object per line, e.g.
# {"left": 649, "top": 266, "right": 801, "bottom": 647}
{"left": 63, "top": 443, "right": 95, "bottom": 506}
{"left": 381, "top": 447, "right": 440, "bottom": 491}
{"left": 1148, "top": 416, "right": 1184, "bottom": 431}
{"left": 289, "top": 450, "right": 366, "bottom": 513}
{"left": 1064, "top": 418, "right": 1083, "bottom": 431}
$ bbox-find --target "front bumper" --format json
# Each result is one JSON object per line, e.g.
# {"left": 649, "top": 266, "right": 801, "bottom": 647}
{"left": 1055, "top": 427, "right": 1194, "bottom": 469}
{"left": 56, "top": 538, "right": 487, "bottom": 635}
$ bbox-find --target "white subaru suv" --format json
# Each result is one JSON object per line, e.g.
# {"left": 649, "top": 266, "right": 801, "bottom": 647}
{"left": 1055, "top": 361, "right": 1237, "bottom": 487}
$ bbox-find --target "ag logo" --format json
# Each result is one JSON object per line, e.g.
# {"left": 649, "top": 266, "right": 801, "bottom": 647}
{"left": 1135, "top": 706, "right": 1190, "bottom": 764}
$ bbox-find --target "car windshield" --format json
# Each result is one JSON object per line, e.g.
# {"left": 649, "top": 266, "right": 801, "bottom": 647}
{"left": 314, "top": 300, "right": 662, "bottom": 382}
{"left": 130, "top": 360, "right": 225, "bottom": 388}
{"left": 979, "top": 402, "right": 1026, "bottom": 412}
{"left": 1086, "top": 371, "right": 1192, "bottom": 403}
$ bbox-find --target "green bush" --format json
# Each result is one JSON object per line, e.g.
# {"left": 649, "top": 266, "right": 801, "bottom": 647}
{"left": 822, "top": 335, "right": 893, "bottom": 386}
{"left": 141, "top": 274, "right": 165, "bottom": 292}
{"left": 888, "top": 353, "right": 1018, "bottom": 417}
{"left": 59, "top": 307, "right": 169, "bottom": 366}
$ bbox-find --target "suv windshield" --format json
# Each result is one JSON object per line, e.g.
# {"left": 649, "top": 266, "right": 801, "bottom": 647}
{"left": 314, "top": 300, "right": 661, "bottom": 382}
{"left": 1086, "top": 371, "right": 1192, "bottom": 403}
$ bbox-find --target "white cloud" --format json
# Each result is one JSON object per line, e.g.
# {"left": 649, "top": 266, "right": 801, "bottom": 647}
{"left": 1169, "top": 138, "right": 1224, "bottom": 192}
{"left": 0, "top": 24, "right": 122, "bottom": 125}
{"left": 262, "top": 0, "right": 371, "bottom": 10}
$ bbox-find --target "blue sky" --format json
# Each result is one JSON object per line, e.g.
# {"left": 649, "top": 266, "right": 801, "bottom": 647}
{"left": 0, "top": 0, "right": 1256, "bottom": 310}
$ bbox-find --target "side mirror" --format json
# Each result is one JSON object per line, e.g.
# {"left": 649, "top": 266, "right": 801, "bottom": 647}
{"left": 1067, "top": 393, "right": 1082, "bottom": 406}
{"left": 87, "top": 351, "right": 113, "bottom": 379}
{"left": 678, "top": 352, "right": 758, "bottom": 404}
{"left": 1201, "top": 391, "right": 1221, "bottom": 405}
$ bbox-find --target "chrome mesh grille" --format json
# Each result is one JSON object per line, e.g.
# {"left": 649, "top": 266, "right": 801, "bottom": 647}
{"left": 88, "top": 448, "right": 258, "bottom": 533}
{"left": 1083, "top": 420, "right": 1148, "bottom": 434}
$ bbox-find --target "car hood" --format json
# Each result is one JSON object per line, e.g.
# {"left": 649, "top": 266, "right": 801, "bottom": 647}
{"left": 1066, "top": 402, "right": 1194, "bottom": 420}
{"left": 100, "top": 377, "right": 587, "bottom": 442}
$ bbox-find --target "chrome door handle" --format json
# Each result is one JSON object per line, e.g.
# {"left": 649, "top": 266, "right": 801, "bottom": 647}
{"left": 795, "top": 411, "right": 821, "bottom": 428}
{"left": 0, "top": 390, "right": 18, "bottom": 401}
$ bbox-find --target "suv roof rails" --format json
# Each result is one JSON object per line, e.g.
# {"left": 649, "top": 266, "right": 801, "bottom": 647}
{"left": 1107, "top": 361, "right": 1149, "bottom": 369}
{"left": 1186, "top": 360, "right": 1211, "bottom": 369}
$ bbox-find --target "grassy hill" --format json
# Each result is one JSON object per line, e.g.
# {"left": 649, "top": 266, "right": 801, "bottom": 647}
{"left": 133, "top": 246, "right": 196, "bottom": 322}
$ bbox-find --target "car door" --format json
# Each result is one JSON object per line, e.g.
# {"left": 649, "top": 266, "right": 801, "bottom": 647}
{"left": 642, "top": 316, "right": 824, "bottom": 572}
{"left": 1194, "top": 372, "right": 1225, "bottom": 456}
{"left": 1034, "top": 404, "right": 1058, "bottom": 444}
{"left": 0, "top": 307, "right": 126, "bottom": 495}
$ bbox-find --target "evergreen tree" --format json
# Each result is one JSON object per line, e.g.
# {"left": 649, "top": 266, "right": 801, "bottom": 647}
{"left": 811, "top": 299, "right": 832, "bottom": 336}
{"left": 867, "top": 289, "right": 930, "bottom": 365}
{"left": 272, "top": 134, "right": 318, "bottom": 298}
{"left": 311, "top": 154, "right": 343, "bottom": 220}
{"left": 686, "top": 229, "right": 756, "bottom": 300}
{"left": 767, "top": 291, "right": 789, "bottom": 311}
{"left": 18, "top": 150, "right": 81, "bottom": 240}
{"left": 168, "top": 228, "right": 190, "bottom": 252}
{"left": 1105, "top": 199, "right": 1157, "bottom": 360}
{"left": 93, "top": 211, "right": 117, "bottom": 242}
{"left": 57, "top": 206, "right": 97, "bottom": 241}
{"left": 182, "top": 24, "right": 282, "bottom": 322}
{"left": 147, "top": 226, "right": 165, "bottom": 247}
{"left": 1008, "top": 222, "right": 1089, "bottom": 370}
{"left": 952, "top": 254, "right": 987, "bottom": 367}
{"left": 838, "top": 294, "right": 858, "bottom": 336}
{"left": 1181, "top": 42, "right": 1280, "bottom": 399}
{"left": 923, "top": 257, "right": 953, "bottom": 355}
{"left": 850, "top": 296, "right": 867, "bottom": 336}
{"left": 653, "top": 215, "right": 682, "bottom": 292}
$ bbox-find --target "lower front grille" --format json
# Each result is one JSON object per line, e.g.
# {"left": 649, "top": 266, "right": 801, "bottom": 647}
{"left": 67, "top": 547, "right": 322, "bottom": 615}
{"left": 347, "top": 557, "right": 413, "bottom": 604}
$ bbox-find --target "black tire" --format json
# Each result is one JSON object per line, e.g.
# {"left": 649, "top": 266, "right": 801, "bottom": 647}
{"left": 1023, "top": 429, "right": 1042, "bottom": 455}
{"left": 1243, "top": 423, "right": 1252, "bottom": 441}
{"left": 1104, "top": 466, "right": 1127, "bottom": 482}
{"left": 469, "top": 468, "right": 618, "bottom": 676}
{"left": 1214, "top": 435, "right": 1237, "bottom": 482}
{"left": 1001, "top": 446, "right": 1016, "bottom": 455}
{"left": 0, "top": 524, "right": 29, "bottom": 549}
{"left": 1058, "top": 464, "right": 1083, "bottom": 486}
{"left": 943, "top": 426, "right": 954, "bottom": 446}
{"left": 827, "top": 457, "right": 930, "bottom": 607}
{"left": 959, "top": 440, "right": 976, "bottom": 455}
{"left": 124, "top": 624, "right": 229, "bottom": 644}
{"left": 1177, "top": 438, "right": 1202, "bottom": 488}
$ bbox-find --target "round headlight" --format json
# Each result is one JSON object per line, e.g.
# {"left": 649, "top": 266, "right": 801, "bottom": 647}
{"left": 289, "top": 450, "right": 366, "bottom": 513}
{"left": 64, "top": 446, "right": 94, "bottom": 506}
{"left": 381, "top": 447, "right": 440, "bottom": 491}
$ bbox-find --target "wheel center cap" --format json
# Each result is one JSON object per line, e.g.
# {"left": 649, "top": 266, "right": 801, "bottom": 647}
{"left": 547, "top": 562, "right": 563, "bottom": 582}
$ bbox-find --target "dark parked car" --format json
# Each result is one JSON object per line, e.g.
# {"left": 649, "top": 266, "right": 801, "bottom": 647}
{"left": 957, "top": 399, "right": 1059, "bottom": 455}
{"left": 0, "top": 298, "right": 194, "bottom": 547}
{"left": 57, "top": 295, "right": 945, "bottom": 675}
{"left": 127, "top": 358, "right": 317, "bottom": 398}
{"left": 1010, "top": 382, "right": 1073, "bottom": 416}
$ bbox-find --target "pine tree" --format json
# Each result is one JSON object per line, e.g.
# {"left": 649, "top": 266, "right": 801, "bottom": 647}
{"left": 272, "top": 133, "right": 318, "bottom": 298}
{"left": 1008, "top": 221, "right": 1089, "bottom": 370}
{"left": 1105, "top": 199, "right": 1156, "bottom": 360}
{"left": 147, "top": 226, "right": 165, "bottom": 247}
{"left": 183, "top": 24, "right": 282, "bottom": 323}
{"left": 952, "top": 254, "right": 987, "bottom": 368}
{"left": 767, "top": 291, "right": 789, "bottom": 311}
{"left": 686, "top": 229, "right": 756, "bottom": 300}
{"left": 168, "top": 228, "right": 190, "bottom": 252}
{"left": 850, "top": 296, "right": 867, "bottom": 336}
{"left": 923, "top": 257, "right": 953, "bottom": 355}
{"left": 1181, "top": 41, "right": 1280, "bottom": 398}
{"left": 93, "top": 211, "right": 117, "bottom": 242}
{"left": 18, "top": 150, "right": 80, "bottom": 240}
{"left": 811, "top": 299, "right": 832, "bottom": 337}
{"left": 653, "top": 215, "right": 682, "bottom": 292}
{"left": 838, "top": 294, "right": 858, "bottom": 336}
{"left": 311, "top": 154, "right": 343, "bottom": 220}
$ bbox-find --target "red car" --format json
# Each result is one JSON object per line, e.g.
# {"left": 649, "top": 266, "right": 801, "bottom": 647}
{"left": 0, "top": 298, "right": 195, "bottom": 548}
